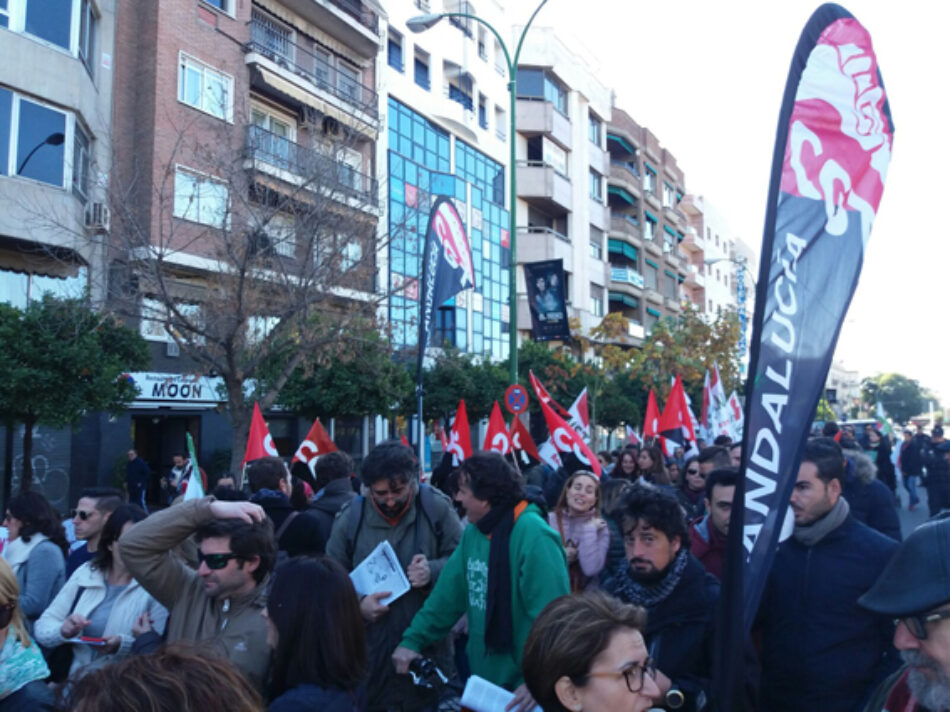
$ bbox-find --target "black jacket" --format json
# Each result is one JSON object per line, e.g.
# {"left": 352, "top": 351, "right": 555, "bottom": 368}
{"left": 757, "top": 515, "right": 900, "bottom": 712}
{"left": 308, "top": 478, "right": 358, "bottom": 546}
{"left": 250, "top": 490, "right": 325, "bottom": 557}
{"left": 842, "top": 452, "right": 902, "bottom": 541}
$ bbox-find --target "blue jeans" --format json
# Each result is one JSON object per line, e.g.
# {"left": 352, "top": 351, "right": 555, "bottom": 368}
{"left": 904, "top": 474, "right": 920, "bottom": 507}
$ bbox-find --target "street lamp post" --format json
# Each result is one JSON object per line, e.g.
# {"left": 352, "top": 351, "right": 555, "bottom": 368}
{"left": 17, "top": 132, "right": 65, "bottom": 176}
{"left": 408, "top": 1, "right": 549, "bottom": 385}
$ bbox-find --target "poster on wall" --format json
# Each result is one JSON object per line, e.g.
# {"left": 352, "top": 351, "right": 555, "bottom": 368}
{"left": 524, "top": 259, "right": 570, "bottom": 342}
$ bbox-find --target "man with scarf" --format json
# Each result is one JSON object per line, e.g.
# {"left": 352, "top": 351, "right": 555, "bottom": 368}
{"left": 607, "top": 484, "right": 718, "bottom": 711}
{"left": 756, "top": 437, "right": 900, "bottom": 712}
{"left": 392, "top": 452, "right": 569, "bottom": 712}
{"left": 245, "top": 457, "right": 325, "bottom": 557}
{"left": 327, "top": 441, "right": 462, "bottom": 712}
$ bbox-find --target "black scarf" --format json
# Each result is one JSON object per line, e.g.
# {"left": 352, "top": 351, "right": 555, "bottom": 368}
{"left": 476, "top": 500, "right": 519, "bottom": 654}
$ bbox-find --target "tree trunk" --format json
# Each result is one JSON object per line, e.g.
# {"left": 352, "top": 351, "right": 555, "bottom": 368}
{"left": 20, "top": 416, "right": 35, "bottom": 493}
{"left": 227, "top": 380, "right": 251, "bottom": 484}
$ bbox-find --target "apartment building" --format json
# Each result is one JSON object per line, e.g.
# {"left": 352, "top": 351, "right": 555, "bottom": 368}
{"left": 511, "top": 26, "right": 612, "bottom": 342}
{"left": 0, "top": 0, "right": 116, "bottom": 506}
{"left": 104, "top": 0, "right": 384, "bottom": 477}
{"left": 605, "top": 106, "right": 689, "bottom": 342}
{"left": 383, "top": 0, "right": 513, "bottom": 361}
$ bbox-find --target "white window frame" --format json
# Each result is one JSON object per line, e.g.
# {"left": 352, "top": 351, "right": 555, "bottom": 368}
{"left": 255, "top": 210, "right": 295, "bottom": 258}
{"left": 337, "top": 60, "right": 361, "bottom": 102}
{"left": 3, "top": 0, "right": 99, "bottom": 61}
{"left": 199, "top": 0, "right": 235, "bottom": 18}
{"left": 342, "top": 240, "right": 362, "bottom": 271}
{"left": 177, "top": 51, "right": 234, "bottom": 122}
{"left": 71, "top": 120, "right": 91, "bottom": 200}
{"left": 141, "top": 298, "right": 204, "bottom": 344}
{"left": 662, "top": 182, "right": 675, "bottom": 208}
{"left": 173, "top": 165, "right": 230, "bottom": 228}
{"left": 0, "top": 89, "right": 80, "bottom": 191}
{"left": 589, "top": 169, "right": 602, "bottom": 201}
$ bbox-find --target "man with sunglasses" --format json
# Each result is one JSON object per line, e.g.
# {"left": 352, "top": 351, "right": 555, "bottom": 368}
{"left": 119, "top": 497, "right": 275, "bottom": 693}
{"left": 861, "top": 515, "right": 950, "bottom": 711}
{"left": 65, "top": 488, "right": 123, "bottom": 578}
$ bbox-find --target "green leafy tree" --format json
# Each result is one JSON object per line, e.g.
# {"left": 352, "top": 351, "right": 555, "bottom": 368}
{"left": 0, "top": 295, "right": 149, "bottom": 492}
{"left": 419, "top": 349, "right": 508, "bottom": 424}
{"left": 814, "top": 398, "right": 836, "bottom": 423}
{"left": 277, "top": 321, "right": 412, "bottom": 420}
{"left": 860, "top": 373, "right": 929, "bottom": 424}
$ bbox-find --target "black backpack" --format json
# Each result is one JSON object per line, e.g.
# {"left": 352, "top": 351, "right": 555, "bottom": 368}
{"left": 343, "top": 483, "right": 444, "bottom": 563}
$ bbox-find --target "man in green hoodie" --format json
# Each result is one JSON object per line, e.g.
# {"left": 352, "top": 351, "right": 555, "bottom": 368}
{"left": 393, "top": 452, "right": 569, "bottom": 711}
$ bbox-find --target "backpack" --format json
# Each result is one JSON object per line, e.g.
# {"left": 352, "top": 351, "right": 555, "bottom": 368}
{"left": 344, "top": 483, "right": 445, "bottom": 563}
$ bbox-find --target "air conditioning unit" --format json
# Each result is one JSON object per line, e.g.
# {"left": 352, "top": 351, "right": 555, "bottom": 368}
{"left": 166, "top": 340, "right": 180, "bottom": 358}
{"left": 84, "top": 202, "right": 111, "bottom": 233}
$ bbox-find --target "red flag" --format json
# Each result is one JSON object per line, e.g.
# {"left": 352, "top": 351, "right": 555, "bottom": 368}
{"left": 483, "top": 401, "right": 512, "bottom": 454}
{"left": 509, "top": 417, "right": 541, "bottom": 464}
{"left": 242, "top": 402, "right": 279, "bottom": 465}
{"left": 538, "top": 396, "right": 601, "bottom": 477}
{"left": 438, "top": 425, "right": 448, "bottom": 451}
{"left": 644, "top": 389, "right": 661, "bottom": 438}
{"left": 567, "top": 387, "right": 590, "bottom": 441}
{"left": 292, "top": 418, "right": 337, "bottom": 476}
{"left": 626, "top": 425, "right": 641, "bottom": 446}
{"left": 400, "top": 434, "right": 411, "bottom": 448}
{"left": 446, "top": 400, "right": 473, "bottom": 465}
{"left": 528, "top": 370, "right": 570, "bottom": 418}
{"left": 659, "top": 376, "right": 697, "bottom": 446}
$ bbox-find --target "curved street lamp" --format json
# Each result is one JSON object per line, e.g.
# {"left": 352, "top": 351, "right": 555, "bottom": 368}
{"left": 408, "top": 0, "right": 549, "bottom": 385}
{"left": 17, "top": 132, "right": 65, "bottom": 175}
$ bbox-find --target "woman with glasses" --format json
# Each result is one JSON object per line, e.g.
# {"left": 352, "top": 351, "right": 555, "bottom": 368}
{"left": 548, "top": 472, "right": 609, "bottom": 592}
{"left": 675, "top": 457, "right": 706, "bottom": 521}
{"left": 522, "top": 591, "right": 660, "bottom": 712}
{"left": 264, "top": 556, "right": 366, "bottom": 711}
{"left": 0, "top": 557, "right": 55, "bottom": 710}
{"left": 33, "top": 505, "right": 167, "bottom": 681}
{"left": 2, "top": 491, "right": 68, "bottom": 632}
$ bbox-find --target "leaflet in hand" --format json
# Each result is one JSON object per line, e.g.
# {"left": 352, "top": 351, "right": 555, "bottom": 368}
{"left": 460, "top": 675, "right": 541, "bottom": 712}
{"left": 349, "top": 540, "right": 410, "bottom": 607}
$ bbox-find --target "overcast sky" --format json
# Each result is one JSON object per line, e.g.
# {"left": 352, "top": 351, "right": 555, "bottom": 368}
{"left": 536, "top": 0, "right": 949, "bottom": 404}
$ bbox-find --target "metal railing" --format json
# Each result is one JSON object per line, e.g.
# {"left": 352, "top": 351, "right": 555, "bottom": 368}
{"left": 245, "top": 125, "right": 378, "bottom": 204}
{"left": 327, "top": 0, "right": 379, "bottom": 33}
{"left": 610, "top": 214, "right": 641, "bottom": 238}
{"left": 517, "top": 159, "right": 571, "bottom": 181}
{"left": 610, "top": 266, "right": 645, "bottom": 289}
{"left": 248, "top": 16, "right": 378, "bottom": 118}
{"left": 519, "top": 225, "right": 570, "bottom": 243}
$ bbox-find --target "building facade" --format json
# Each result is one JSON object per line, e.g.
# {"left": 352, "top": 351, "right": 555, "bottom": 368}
{"left": 604, "top": 106, "right": 689, "bottom": 342}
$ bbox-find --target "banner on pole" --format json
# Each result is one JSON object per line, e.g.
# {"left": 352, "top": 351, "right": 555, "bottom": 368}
{"left": 523, "top": 259, "right": 570, "bottom": 341}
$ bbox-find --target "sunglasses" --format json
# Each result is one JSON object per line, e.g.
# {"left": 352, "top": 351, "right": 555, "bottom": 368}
{"left": 0, "top": 602, "right": 15, "bottom": 629}
{"left": 70, "top": 509, "right": 95, "bottom": 521}
{"left": 197, "top": 552, "right": 239, "bottom": 570}
{"left": 686, "top": 468, "right": 700, "bottom": 475}
{"left": 897, "top": 610, "right": 950, "bottom": 640}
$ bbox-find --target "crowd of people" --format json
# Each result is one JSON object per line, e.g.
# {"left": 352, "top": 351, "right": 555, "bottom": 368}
{"left": 1, "top": 420, "right": 949, "bottom": 711}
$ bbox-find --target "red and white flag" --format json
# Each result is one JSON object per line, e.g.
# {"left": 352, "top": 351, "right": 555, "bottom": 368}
{"left": 644, "top": 389, "right": 661, "bottom": 439}
{"left": 528, "top": 370, "right": 570, "bottom": 418}
{"left": 626, "top": 425, "right": 642, "bottom": 446}
{"left": 538, "top": 396, "right": 601, "bottom": 477}
{"left": 567, "top": 387, "right": 591, "bottom": 442}
{"left": 242, "top": 402, "right": 279, "bottom": 465}
{"left": 291, "top": 418, "right": 337, "bottom": 476}
{"left": 446, "top": 400, "right": 473, "bottom": 466}
{"left": 509, "top": 417, "right": 541, "bottom": 466}
{"left": 483, "top": 401, "right": 512, "bottom": 454}
{"left": 659, "top": 375, "right": 697, "bottom": 446}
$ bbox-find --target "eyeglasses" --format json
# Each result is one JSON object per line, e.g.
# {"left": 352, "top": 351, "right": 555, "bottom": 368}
{"left": 686, "top": 468, "right": 700, "bottom": 475}
{"left": 897, "top": 610, "right": 950, "bottom": 640}
{"left": 586, "top": 657, "right": 656, "bottom": 693}
{"left": 70, "top": 509, "right": 95, "bottom": 521}
{"left": 197, "top": 552, "right": 238, "bottom": 570}
{"left": 0, "top": 602, "right": 16, "bottom": 629}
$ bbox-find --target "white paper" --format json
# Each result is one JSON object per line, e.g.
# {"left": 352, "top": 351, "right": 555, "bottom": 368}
{"left": 460, "top": 675, "right": 540, "bottom": 712}
{"left": 348, "top": 540, "right": 410, "bottom": 607}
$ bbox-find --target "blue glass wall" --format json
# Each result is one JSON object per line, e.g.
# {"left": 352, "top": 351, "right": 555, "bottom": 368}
{"left": 387, "top": 98, "right": 509, "bottom": 360}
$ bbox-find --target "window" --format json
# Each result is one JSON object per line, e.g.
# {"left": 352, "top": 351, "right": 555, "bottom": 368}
{"left": 25, "top": 0, "right": 72, "bottom": 49}
{"left": 251, "top": 10, "right": 293, "bottom": 64}
{"left": 589, "top": 226, "right": 603, "bottom": 260}
{"left": 388, "top": 32, "right": 403, "bottom": 72}
{"left": 173, "top": 167, "right": 229, "bottom": 227}
{"left": 478, "top": 95, "right": 488, "bottom": 130}
{"left": 0, "top": 89, "right": 70, "bottom": 188}
{"left": 72, "top": 123, "right": 90, "bottom": 200}
{"left": 477, "top": 27, "right": 487, "bottom": 60}
{"left": 178, "top": 53, "right": 233, "bottom": 121}
{"left": 663, "top": 181, "right": 675, "bottom": 208}
{"left": 644, "top": 214, "right": 657, "bottom": 241}
{"left": 590, "top": 284, "right": 604, "bottom": 317}
{"left": 643, "top": 262, "right": 658, "bottom": 290}
{"left": 589, "top": 169, "right": 603, "bottom": 201}
{"left": 414, "top": 52, "right": 430, "bottom": 90}
{"left": 249, "top": 106, "right": 294, "bottom": 170}
{"left": 0, "top": 0, "right": 9, "bottom": 27}
{"left": 515, "top": 69, "right": 568, "bottom": 116}
{"left": 140, "top": 298, "right": 202, "bottom": 343}
{"left": 337, "top": 61, "right": 361, "bottom": 102}
{"left": 201, "top": 0, "right": 232, "bottom": 13}
{"left": 663, "top": 271, "right": 677, "bottom": 299}
{"left": 78, "top": 0, "right": 97, "bottom": 74}
{"left": 254, "top": 212, "right": 295, "bottom": 257}
{"left": 0, "top": 265, "right": 87, "bottom": 308}
{"left": 494, "top": 106, "right": 506, "bottom": 140}
{"left": 643, "top": 164, "right": 657, "bottom": 193}
{"left": 588, "top": 113, "right": 602, "bottom": 145}
{"left": 342, "top": 241, "right": 362, "bottom": 271}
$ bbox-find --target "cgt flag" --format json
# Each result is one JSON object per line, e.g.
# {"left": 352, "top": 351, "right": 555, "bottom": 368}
{"left": 292, "top": 418, "right": 337, "bottom": 477}
{"left": 538, "top": 395, "right": 601, "bottom": 478}
{"left": 658, "top": 376, "right": 697, "bottom": 448}
{"left": 643, "top": 389, "right": 661, "bottom": 439}
{"left": 483, "top": 401, "right": 512, "bottom": 454}
{"left": 715, "top": 5, "right": 894, "bottom": 710}
{"left": 528, "top": 370, "right": 571, "bottom": 419}
{"left": 446, "top": 400, "right": 473, "bottom": 466}
{"left": 242, "top": 402, "right": 279, "bottom": 466}
{"left": 509, "top": 417, "right": 541, "bottom": 467}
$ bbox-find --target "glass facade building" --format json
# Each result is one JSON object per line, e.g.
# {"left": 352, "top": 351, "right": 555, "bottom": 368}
{"left": 387, "top": 98, "right": 510, "bottom": 360}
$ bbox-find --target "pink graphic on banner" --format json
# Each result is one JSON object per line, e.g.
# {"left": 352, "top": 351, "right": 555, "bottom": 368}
{"left": 780, "top": 18, "right": 893, "bottom": 243}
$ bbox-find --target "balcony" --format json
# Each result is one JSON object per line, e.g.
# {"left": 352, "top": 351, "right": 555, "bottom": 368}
{"left": 609, "top": 161, "right": 642, "bottom": 199}
{"left": 664, "top": 297, "right": 682, "bottom": 312}
{"left": 610, "top": 214, "right": 642, "bottom": 244}
{"left": 643, "top": 188, "right": 661, "bottom": 211}
{"left": 685, "top": 263, "right": 705, "bottom": 287}
{"left": 645, "top": 288, "right": 663, "bottom": 304}
{"left": 663, "top": 203, "right": 686, "bottom": 227}
{"left": 589, "top": 142, "right": 609, "bottom": 174}
{"left": 517, "top": 161, "right": 572, "bottom": 213}
{"left": 244, "top": 125, "right": 378, "bottom": 207}
{"left": 278, "top": 0, "right": 379, "bottom": 57}
{"left": 247, "top": 17, "right": 378, "bottom": 124}
{"left": 589, "top": 198, "right": 609, "bottom": 230}
{"left": 681, "top": 226, "right": 705, "bottom": 252}
{"left": 516, "top": 98, "right": 572, "bottom": 149}
{"left": 517, "top": 226, "right": 573, "bottom": 264}
{"left": 611, "top": 266, "right": 645, "bottom": 290}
